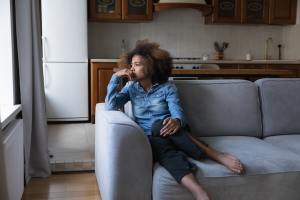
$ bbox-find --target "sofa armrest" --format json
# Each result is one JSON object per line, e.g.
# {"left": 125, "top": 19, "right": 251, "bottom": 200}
{"left": 95, "top": 103, "right": 152, "bottom": 200}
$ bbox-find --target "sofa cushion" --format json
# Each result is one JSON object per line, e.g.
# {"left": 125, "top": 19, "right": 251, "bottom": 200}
{"left": 173, "top": 80, "right": 262, "bottom": 137}
{"left": 255, "top": 78, "right": 300, "bottom": 137}
{"left": 153, "top": 169, "right": 300, "bottom": 200}
{"left": 264, "top": 134, "right": 300, "bottom": 155}
{"left": 202, "top": 136, "right": 300, "bottom": 176}
{"left": 153, "top": 136, "right": 300, "bottom": 200}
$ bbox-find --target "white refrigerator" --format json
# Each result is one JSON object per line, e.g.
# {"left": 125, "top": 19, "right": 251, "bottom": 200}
{"left": 41, "top": 0, "right": 88, "bottom": 121}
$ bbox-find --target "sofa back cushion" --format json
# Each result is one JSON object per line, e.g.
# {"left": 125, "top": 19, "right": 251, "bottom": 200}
{"left": 173, "top": 80, "right": 262, "bottom": 137}
{"left": 256, "top": 78, "right": 300, "bottom": 137}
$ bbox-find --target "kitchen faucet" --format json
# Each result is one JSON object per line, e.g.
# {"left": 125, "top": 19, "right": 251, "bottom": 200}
{"left": 265, "top": 37, "right": 273, "bottom": 60}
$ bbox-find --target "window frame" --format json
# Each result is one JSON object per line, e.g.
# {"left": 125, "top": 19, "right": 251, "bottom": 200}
{"left": 0, "top": 0, "right": 15, "bottom": 107}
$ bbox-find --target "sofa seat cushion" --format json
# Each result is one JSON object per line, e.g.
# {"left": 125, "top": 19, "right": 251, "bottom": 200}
{"left": 153, "top": 136, "right": 300, "bottom": 181}
{"left": 264, "top": 134, "right": 300, "bottom": 155}
{"left": 152, "top": 136, "right": 300, "bottom": 200}
{"left": 153, "top": 169, "right": 300, "bottom": 200}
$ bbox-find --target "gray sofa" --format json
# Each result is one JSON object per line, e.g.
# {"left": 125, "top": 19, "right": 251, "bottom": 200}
{"left": 95, "top": 78, "right": 300, "bottom": 200}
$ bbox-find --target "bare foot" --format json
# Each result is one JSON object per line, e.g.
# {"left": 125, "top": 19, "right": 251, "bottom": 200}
{"left": 215, "top": 152, "right": 244, "bottom": 174}
{"left": 187, "top": 135, "right": 244, "bottom": 174}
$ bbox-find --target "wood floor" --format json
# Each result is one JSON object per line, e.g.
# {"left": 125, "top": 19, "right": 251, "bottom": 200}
{"left": 22, "top": 172, "right": 101, "bottom": 200}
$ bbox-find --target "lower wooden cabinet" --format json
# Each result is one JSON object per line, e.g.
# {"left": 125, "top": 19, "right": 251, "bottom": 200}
{"left": 219, "top": 63, "right": 239, "bottom": 69}
{"left": 90, "top": 62, "right": 116, "bottom": 123}
{"left": 266, "top": 64, "right": 300, "bottom": 77}
{"left": 239, "top": 64, "right": 267, "bottom": 69}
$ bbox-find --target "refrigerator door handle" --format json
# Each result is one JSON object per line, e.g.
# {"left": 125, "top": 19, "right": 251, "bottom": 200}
{"left": 43, "top": 63, "right": 49, "bottom": 88}
{"left": 42, "top": 36, "right": 47, "bottom": 62}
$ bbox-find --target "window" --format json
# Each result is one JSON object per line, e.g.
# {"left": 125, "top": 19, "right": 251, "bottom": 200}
{"left": 0, "top": 0, "right": 14, "bottom": 107}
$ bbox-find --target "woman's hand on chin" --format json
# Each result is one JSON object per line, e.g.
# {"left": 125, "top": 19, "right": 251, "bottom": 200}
{"left": 115, "top": 68, "right": 134, "bottom": 80}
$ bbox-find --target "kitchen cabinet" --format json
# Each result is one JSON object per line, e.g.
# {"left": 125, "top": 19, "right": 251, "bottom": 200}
{"left": 269, "top": 0, "right": 297, "bottom": 25}
{"left": 89, "top": 0, "right": 153, "bottom": 22}
{"left": 205, "top": 0, "right": 242, "bottom": 23}
{"left": 218, "top": 63, "right": 238, "bottom": 69}
{"left": 206, "top": 0, "right": 297, "bottom": 25}
{"left": 238, "top": 63, "right": 267, "bottom": 69}
{"left": 267, "top": 64, "right": 299, "bottom": 77}
{"left": 242, "top": 0, "right": 269, "bottom": 24}
{"left": 90, "top": 62, "right": 116, "bottom": 123}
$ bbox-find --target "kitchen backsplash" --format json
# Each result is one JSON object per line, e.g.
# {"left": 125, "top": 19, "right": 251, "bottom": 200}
{"left": 88, "top": 2, "right": 299, "bottom": 60}
{"left": 282, "top": 0, "right": 300, "bottom": 60}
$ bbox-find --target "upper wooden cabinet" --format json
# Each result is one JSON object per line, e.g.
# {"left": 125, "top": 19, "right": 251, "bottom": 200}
{"left": 123, "top": 0, "right": 153, "bottom": 20}
{"left": 89, "top": 0, "right": 122, "bottom": 21}
{"left": 269, "top": 0, "right": 297, "bottom": 25}
{"left": 242, "top": 0, "right": 269, "bottom": 24}
{"left": 89, "top": 0, "right": 153, "bottom": 22}
{"left": 206, "top": 0, "right": 297, "bottom": 25}
{"left": 205, "top": 0, "right": 241, "bottom": 23}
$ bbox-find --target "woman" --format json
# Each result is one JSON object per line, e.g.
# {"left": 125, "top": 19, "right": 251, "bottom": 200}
{"left": 105, "top": 40, "right": 244, "bottom": 200}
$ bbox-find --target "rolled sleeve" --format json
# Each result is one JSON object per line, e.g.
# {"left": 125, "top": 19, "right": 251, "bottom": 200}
{"left": 104, "top": 74, "right": 130, "bottom": 110}
{"left": 165, "top": 83, "right": 187, "bottom": 127}
{"left": 110, "top": 73, "right": 123, "bottom": 84}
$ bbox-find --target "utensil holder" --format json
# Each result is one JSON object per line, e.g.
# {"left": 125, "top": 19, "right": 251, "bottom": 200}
{"left": 215, "top": 52, "right": 224, "bottom": 60}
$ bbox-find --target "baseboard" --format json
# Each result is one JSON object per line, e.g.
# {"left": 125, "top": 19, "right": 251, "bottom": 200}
{"left": 51, "top": 160, "right": 95, "bottom": 172}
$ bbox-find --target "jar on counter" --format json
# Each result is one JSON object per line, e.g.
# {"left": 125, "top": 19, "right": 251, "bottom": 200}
{"left": 246, "top": 53, "right": 252, "bottom": 61}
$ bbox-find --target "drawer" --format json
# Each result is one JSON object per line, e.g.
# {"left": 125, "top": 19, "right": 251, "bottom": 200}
{"left": 219, "top": 64, "right": 238, "bottom": 69}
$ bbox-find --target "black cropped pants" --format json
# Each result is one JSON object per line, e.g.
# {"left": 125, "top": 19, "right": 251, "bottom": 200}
{"left": 148, "top": 119, "right": 207, "bottom": 183}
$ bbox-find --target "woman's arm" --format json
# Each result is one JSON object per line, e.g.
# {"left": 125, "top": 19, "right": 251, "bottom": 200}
{"left": 165, "top": 83, "right": 187, "bottom": 127}
{"left": 104, "top": 74, "right": 131, "bottom": 111}
{"left": 160, "top": 84, "right": 188, "bottom": 136}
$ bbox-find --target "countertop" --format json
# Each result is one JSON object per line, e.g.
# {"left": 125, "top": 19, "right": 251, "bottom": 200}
{"left": 90, "top": 58, "right": 300, "bottom": 64}
{"left": 91, "top": 59, "right": 119, "bottom": 63}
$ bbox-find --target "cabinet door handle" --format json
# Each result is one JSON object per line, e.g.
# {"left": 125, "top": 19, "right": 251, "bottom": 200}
{"left": 43, "top": 63, "right": 49, "bottom": 88}
{"left": 42, "top": 36, "right": 47, "bottom": 62}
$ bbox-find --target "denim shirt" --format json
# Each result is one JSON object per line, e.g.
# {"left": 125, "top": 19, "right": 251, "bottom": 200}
{"left": 105, "top": 74, "right": 187, "bottom": 135}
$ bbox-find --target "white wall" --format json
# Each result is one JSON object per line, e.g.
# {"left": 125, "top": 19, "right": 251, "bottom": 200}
{"left": 282, "top": 0, "right": 300, "bottom": 59}
{"left": 0, "top": 0, "right": 14, "bottom": 106}
{"left": 89, "top": 9, "right": 284, "bottom": 60}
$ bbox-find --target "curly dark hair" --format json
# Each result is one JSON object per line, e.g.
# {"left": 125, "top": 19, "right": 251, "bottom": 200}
{"left": 118, "top": 40, "right": 173, "bottom": 84}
